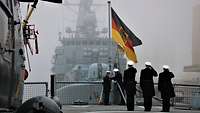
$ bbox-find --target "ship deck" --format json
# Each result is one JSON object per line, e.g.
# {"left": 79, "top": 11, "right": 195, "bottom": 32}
{"left": 62, "top": 105, "right": 200, "bottom": 113}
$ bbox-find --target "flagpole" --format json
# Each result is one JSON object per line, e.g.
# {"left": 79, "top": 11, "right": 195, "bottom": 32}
{"left": 107, "top": 1, "right": 112, "bottom": 71}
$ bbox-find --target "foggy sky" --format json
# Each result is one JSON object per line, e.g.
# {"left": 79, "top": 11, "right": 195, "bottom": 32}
{"left": 20, "top": 0, "right": 199, "bottom": 83}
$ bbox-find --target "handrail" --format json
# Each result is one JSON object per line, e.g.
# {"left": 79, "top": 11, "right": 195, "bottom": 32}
{"left": 56, "top": 81, "right": 103, "bottom": 84}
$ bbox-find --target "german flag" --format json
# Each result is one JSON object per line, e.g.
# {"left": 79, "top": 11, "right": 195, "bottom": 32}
{"left": 111, "top": 7, "right": 142, "bottom": 63}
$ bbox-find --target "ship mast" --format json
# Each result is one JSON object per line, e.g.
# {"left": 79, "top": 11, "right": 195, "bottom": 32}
{"left": 107, "top": 1, "right": 112, "bottom": 71}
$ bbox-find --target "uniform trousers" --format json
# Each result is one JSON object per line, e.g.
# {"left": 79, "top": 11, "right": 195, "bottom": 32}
{"left": 162, "top": 97, "right": 170, "bottom": 112}
{"left": 144, "top": 96, "right": 152, "bottom": 111}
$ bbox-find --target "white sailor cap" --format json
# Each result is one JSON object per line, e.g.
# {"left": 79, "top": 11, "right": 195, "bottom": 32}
{"left": 145, "top": 61, "right": 151, "bottom": 66}
{"left": 106, "top": 71, "right": 111, "bottom": 73}
{"left": 163, "top": 65, "right": 170, "bottom": 69}
{"left": 127, "top": 61, "right": 134, "bottom": 66}
{"left": 113, "top": 68, "right": 119, "bottom": 72}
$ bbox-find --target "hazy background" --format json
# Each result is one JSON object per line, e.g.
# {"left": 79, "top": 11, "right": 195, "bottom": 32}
{"left": 20, "top": 0, "right": 200, "bottom": 83}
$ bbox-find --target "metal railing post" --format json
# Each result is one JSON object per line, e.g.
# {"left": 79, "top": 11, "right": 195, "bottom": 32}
{"left": 45, "top": 82, "right": 49, "bottom": 97}
{"left": 51, "top": 74, "right": 55, "bottom": 98}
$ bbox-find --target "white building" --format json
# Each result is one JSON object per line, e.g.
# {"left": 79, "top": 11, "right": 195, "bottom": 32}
{"left": 184, "top": 4, "right": 200, "bottom": 72}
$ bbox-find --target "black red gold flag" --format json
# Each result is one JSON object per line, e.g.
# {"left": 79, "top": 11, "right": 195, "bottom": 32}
{"left": 111, "top": 7, "right": 142, "bottom": 63}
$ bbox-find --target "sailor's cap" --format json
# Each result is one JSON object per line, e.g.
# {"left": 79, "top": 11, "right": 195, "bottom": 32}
{"left": 127, "top": 61, "right": 134, "bottom": 65}
{"left": 106, "top": 71, "right": 111, "bottom": 73}
{"left": 145, "top": 61, "right": 151, "bottom": 66}
{"left": 163, "top": 65, "right": 170, "bottom": 69}
{"left": 113, "top": 68, "right": 119, "bottom": 72}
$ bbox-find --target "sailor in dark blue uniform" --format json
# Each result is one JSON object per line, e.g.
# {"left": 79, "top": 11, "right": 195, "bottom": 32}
{"left": 140, "top": 61, "right": 158, "bottom": 111}
{"left": 123, "top": 61, "right": 137, "bottom": 111}
{"left": 103, "top": 71, "right": 112, "bottom": 105}
{"left": 158, "top": 65, "right": 175, "bottom": 112}
{"left": 112, "top": 68, "right": 125, "bottom": 105}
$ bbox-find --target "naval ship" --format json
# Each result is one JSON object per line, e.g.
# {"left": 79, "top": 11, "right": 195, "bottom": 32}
{"left": 51, "top": 0, "right": 126, "bottom": 81}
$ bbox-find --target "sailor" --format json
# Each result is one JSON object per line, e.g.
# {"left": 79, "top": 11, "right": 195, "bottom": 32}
{"left": 103, "top": 71, "right": 112, "bottom": 105}
{"left": 140, "top": 61, "right": 158, "bottom": 111}
{"left": 112, "top": 68, "right": 123, "bottom": 88}
{"left": 112, "top": 68, "right": 125, "bottom": 105}
{"left": 158, "top": 65, "right": 175, "bottom": 112}
{"left": 123, "top": 61, "right": 137, "bottom": 111}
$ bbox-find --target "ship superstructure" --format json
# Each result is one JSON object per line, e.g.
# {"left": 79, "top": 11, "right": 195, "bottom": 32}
{"left": 51, "top": 0, "right": 126, "bottom": 81}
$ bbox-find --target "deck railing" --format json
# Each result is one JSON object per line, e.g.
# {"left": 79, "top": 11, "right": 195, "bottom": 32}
{"left": 22, "top": 78, "right": 200, "bottom": 109}
{"left": 53, "top": 79, "right": 200, "bottom": 109}
{"left": 23, "top": 82, "right": 48, "bottom": 102}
